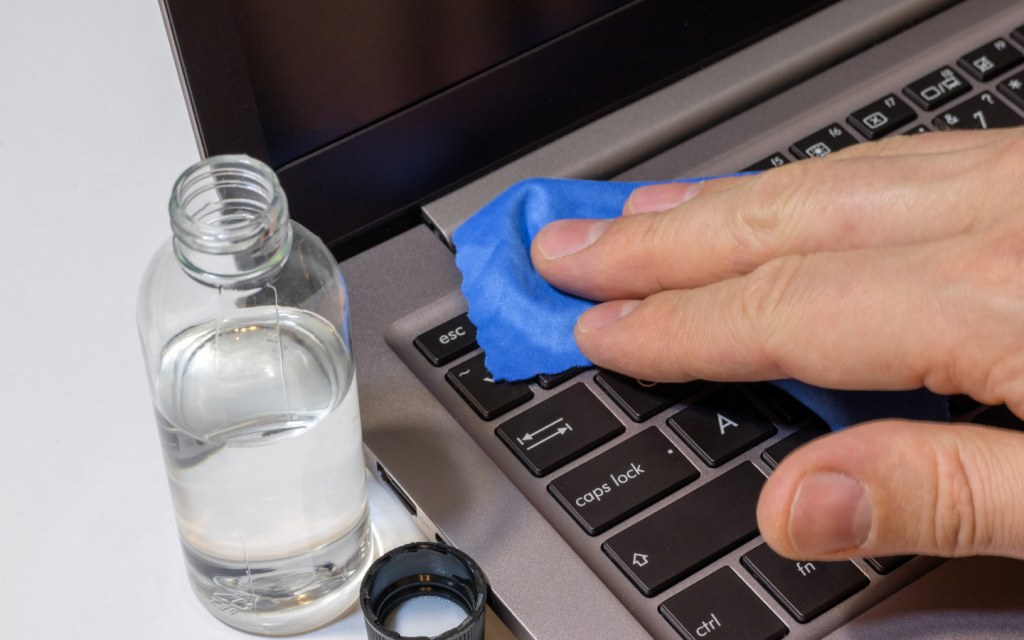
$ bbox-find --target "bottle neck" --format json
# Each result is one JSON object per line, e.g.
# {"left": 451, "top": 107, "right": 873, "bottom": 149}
{"left": 170, "top": 155, "right": 292, "bottom": 288}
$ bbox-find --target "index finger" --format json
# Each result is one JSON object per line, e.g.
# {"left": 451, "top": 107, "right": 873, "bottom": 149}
{"left": 534, "top": 134, "right": 1008, "bottom": 302}
{"left": 573, "top": 233, "right": 1022, "bottom": 407}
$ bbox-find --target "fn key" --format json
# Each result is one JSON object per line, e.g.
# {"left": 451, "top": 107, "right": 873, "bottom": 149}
{"left": 742, "top": 543, "right": 868, "bottom": 623}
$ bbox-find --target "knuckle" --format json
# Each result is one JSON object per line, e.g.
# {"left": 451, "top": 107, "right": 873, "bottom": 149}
{"left": 737, "top": 254, "right": 807, "bottom": 375}
{"left": 727, "top": 164, "right": 812, "bottom": 268}
{"left": 927, "top": 439, "right": 989, "bottom": 556}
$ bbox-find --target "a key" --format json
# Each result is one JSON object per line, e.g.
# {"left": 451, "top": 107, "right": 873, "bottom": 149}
{"left": 847, "top": 94, "right": 916, "bottom": 139}
{"left": 659, "top": 568, "right": 788, "bottom": 640}
{"left": 595, "top": 370, "right": 703, "bottom": 422}
{"left": 957, "top": 38, "right": 1023, "bottom": 81}
{"left": 903, "top": 66, "right": 970, "bottom": 110}
{"left": 415, "top": 313, "right": 477, "bottom": 366}
{"left": 747, "top": 383, "right": 815, "bottom": 426}
{"left": 536, "top": 367, "right": 586, "bottom": 390}
{"left": 602, "top": 463, "right": 765, "bottom": 596}
{"left": 998, "top": 71, "right": 1024, "bottom": 110}
{"left": 934, "top": 91, "right": 1024, "bottom": 130}
{"left": 446, "top": 352, "right": 532, "bottom": 420}
{"left": 496, "top": 383, "right": 623, "bottom": 477}
{"left": 668, "top": 386, "right": 776, "bottom": 468}
{"left": 743, "top": 153, "right": 790, "bottom": 172}
{"left": 548, "top": 427, "right": 699, "bottom": 535}
{"left": 865, "top": 555, "right": 913, "bottom": 575}
{"left": 969, "top": 404, "right": 1024, "bottom": 431}
{"left": 790, "top": 123, "right": 859, "bottom": 159}
{"left": 761, "top": 421, "right": 831, "bottom": 469}
{"left": 742, "top": 543, "right": 869, "bottom": 623}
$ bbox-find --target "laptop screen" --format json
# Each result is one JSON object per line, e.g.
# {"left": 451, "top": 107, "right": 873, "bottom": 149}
{"left": 162, "top": 0, "right": 836, "bottom": 257}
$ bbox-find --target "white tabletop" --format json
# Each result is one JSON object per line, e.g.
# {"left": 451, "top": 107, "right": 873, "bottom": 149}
{"left": 0, "top": 2, "right": 447, "bottom": 638}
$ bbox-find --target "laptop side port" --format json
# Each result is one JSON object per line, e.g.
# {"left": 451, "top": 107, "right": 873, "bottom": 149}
{"left": 376, "top": 462, "right": 417, "bottom": 516}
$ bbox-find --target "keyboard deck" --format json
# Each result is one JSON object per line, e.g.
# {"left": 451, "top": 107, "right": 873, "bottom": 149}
{"left": 390, "top": 10, "right": 1024, "bottom": 640}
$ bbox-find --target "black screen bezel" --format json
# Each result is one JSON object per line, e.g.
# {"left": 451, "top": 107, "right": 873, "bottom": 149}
{"left": 161, "top": 0, "right": 834, "bottom": 257}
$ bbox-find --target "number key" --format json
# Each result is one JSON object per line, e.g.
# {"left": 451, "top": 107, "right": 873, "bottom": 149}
{"left": 934, "top": 91, "right": 1024, "bottom": 131}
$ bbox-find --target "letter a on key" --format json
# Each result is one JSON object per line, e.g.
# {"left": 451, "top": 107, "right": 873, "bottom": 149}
{"left": 717, "top": 413, "right": 739, "bottom": 435}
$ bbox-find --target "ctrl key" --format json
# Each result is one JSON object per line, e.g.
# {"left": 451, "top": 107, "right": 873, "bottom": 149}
{"left": 660, "top": 568, "right": 787, "bottom": 640}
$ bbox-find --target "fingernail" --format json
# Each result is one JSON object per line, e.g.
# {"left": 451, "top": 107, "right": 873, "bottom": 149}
{"left": 624, "top": 182, "right": 703, "bottom": 215}
{"left": 577, "top": 300, "right": 640, "bottom": 333}
{"left": 535, "top": 219, "right": 612, "bottom": 260}
{"left": 789, "top": 472, "right": 872, "bottom": 555}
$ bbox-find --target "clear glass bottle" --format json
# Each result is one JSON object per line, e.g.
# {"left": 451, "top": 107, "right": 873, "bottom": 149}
{"left": 137, "top": 155, "right": 372, "bottom": 635}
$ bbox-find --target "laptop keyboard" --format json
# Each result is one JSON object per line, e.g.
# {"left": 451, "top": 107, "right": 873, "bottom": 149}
{"left": 398, "top": 18, "right": 1024, "bottom": 640}
{"left": 745, "top": 31, "right": 1024, "bottom": 175}
{"left": 411, "top": 311, "right": 912, "bottom": 638}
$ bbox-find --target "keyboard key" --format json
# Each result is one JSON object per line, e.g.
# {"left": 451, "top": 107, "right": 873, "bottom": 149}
{"left": 904, "top": 124, "right": 931, "bottom": 134}
{"left": 761, "top": 421, "right": 831, "bottom": 469}
{"left": 742, "top": 543, "right": 869, "bottom": 623}
{"left": 603, "top": 462, "right": 765, "bottom": 596}
{"left": 446, "top": 352, "right": 532, "bottom": 420}
{"left": 496, "top": 383, "right": 623, "bottom": 477}
{"left": 415, "top": 313, "right": 477, "bottom": 366}
{"left": 934, "top": 91, "right": 1024, "bottom": 130}
{"left": 847, "top": 94, "right": 916, "bottom": 139}
{"left": 536, "top": 367, "right": 586, "bottom": 390}
{"left": 903, "top": 66, "right": 970, "bottom": 110}
{"left": 668, "top": 386, "right": 776, "bottom": 467}
{"left": 659, "top": 568, "right": 788, "bottom": 640}
{"left": 969, "top": 404, "right": 1024, "bottom": 431}
{"left": 790, "top": 123, "right": 859, "bottom": 159}
{"left": 957, "top": 38, "right": 1023, "bottom": 81}
{"left": 595, "top": 370, "right": 703, "bottom": 422}
{"left": 998, "top": 71, "right": 1024, "bottom": 110}
{"left": 548, "top": 428, "right": 699, "bottom": 535}
{"left": 743, "top": 153, "right": 790, "bottom": 172}
{"left": 865, "top": 555, "right": 913, "bottom": 575}
{"left": 747, "top": 383, "right": 815, "bottom": 426}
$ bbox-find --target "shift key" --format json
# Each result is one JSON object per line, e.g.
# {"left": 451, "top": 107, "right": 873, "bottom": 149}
{"left": 548, "top": 428, "right": 699, "bottom": 535}
{"left": 603, "top": 463, "right": 765, "bottom": 596}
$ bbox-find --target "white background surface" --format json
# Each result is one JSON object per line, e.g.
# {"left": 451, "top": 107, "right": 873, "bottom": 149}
{"left": 0, "top": 2, "right": 431, "bottom": 637}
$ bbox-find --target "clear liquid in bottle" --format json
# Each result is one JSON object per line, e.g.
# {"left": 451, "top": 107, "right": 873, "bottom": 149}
{"left": 154, "top": 306, "right": 371, "bottom": 635}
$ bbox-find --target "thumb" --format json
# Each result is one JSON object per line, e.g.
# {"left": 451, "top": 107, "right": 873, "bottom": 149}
{"left": 757, "top": 419, "right": 1024, "bottom": 560}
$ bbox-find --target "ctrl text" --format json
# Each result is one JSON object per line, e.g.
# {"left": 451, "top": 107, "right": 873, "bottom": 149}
{"left": 693, "top": 612, "right": 722, "bottom": 637}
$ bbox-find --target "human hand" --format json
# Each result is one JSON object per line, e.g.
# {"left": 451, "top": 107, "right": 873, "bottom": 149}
{"left": 531, "top": 129, "right": 1024, "bottom": 561}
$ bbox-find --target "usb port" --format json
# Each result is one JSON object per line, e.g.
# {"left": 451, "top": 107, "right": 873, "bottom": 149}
{"left": 376, "top": 462, "right": 417, "bottom": 516}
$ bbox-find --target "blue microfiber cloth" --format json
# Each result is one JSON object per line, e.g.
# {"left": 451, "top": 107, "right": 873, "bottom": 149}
{"left": 452, "top": 177, "right": 949, "bottom": 429}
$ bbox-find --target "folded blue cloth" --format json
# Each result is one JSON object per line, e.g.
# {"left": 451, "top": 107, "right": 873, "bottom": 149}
{"left": 452, "top": 177, "right": 949, "bottom": 429}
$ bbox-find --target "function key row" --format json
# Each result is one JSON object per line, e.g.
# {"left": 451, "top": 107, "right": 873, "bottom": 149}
{"left": 746, "top": 33, "right": 1024, "bottom": 172}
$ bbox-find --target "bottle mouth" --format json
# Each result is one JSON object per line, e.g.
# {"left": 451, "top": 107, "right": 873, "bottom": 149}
{"left": 170, "top": 155, "right": 286, "bottom": 255}
{"left": 170, "top": 155, "right": 292, "bottom": 286}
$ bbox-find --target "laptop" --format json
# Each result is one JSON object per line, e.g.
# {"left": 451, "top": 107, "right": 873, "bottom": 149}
{"left": 160, "top": 1, "right": 1024, "bottom": 638}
